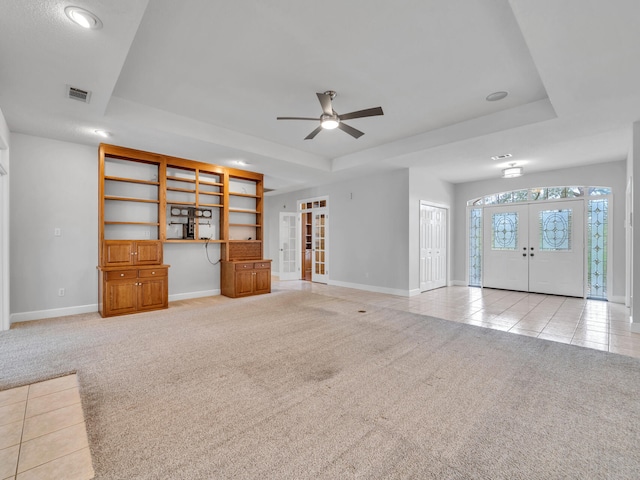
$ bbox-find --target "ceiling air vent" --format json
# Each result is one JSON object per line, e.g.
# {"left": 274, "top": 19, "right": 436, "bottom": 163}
{"left": 66, "top": 85, "right": 91, "bottom": 103}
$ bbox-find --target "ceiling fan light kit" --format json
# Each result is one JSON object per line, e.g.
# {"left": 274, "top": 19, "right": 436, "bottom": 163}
{"left": 277, "top": 90, "right": 384, "bottom": 140}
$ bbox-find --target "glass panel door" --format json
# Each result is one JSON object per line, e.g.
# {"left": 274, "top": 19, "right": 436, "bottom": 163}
{"left": 312, "top": 211, "right": 328, "bottom": 283}
{"left": 279, "top": 212, "right": 298, "bottom": 280}
{"left": 528, "top": 200, "right": 584, "bottom": 297}
{"left": 482, "top": 204, "right": 529, "bottom": 292}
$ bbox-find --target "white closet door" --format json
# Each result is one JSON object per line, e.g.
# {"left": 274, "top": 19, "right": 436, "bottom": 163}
{"left": 420, "top": 203, "right": 447, "bottom": 291}
{"left": 278, "top": 212, "right": 298, "bottom": 280}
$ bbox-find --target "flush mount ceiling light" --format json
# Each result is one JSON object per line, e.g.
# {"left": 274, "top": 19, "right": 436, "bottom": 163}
{"left": 65, "top": 6, "right": 103, "bottom": 29}
{"left": 486, "top": 91, "right": 508, "bottom": 102}
{"left": 491, "top": 153, "right": 512, "bottom": 161}
{"left": 94, "top": 129, "right": 111, "bottom": 138}
{"left": 502, "top": 162, "right": 523, "bottom": 178}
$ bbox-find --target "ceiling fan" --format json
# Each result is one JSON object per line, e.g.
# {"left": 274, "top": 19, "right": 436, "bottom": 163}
{"left": 277, "top": 91, "right": 384, "bottom": 140}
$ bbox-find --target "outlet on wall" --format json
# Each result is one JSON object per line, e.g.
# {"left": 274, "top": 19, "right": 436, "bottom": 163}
{"left": 58, "top": 288, "right": 65, "bottom": 297}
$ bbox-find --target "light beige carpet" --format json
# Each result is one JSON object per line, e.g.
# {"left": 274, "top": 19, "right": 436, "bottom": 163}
{"left": 1, "top": 289, "right": 640, "bottom": 479}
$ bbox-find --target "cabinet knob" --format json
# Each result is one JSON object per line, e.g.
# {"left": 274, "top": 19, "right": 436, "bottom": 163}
{"left": 120, "top": 273, "right": 125, "bottom": 277}
{"left": 151, "top": 271, "right": 155, "bottom": 275}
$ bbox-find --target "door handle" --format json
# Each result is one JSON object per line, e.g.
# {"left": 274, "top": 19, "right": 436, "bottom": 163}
{"left": 523, "top": 253, "right": 527, "bottom": 257}
{"left": 530, "top": 253, "right": 534, "bottom": 257}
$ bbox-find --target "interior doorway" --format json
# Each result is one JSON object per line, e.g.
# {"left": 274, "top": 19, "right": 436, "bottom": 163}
{"left": 299, "top": 197, "right": 328, "bottom": 284}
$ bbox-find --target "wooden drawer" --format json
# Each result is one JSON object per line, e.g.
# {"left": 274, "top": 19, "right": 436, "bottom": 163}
{"left": 138, "top": 268, "right": 168, "bottom": 278}
{"left": 105, "top": 270, "right": 137, "bottom": 281}
{"left": 254, "top": 262, "right": 271, "bottom": 269}
{"left": 234, "top": 262, "right": 255, "bottom": 270}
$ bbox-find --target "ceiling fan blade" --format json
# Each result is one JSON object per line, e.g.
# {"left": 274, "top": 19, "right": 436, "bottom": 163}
{"left": 338, "top": 106, "right": 384, "bottom": 121}
{"left": 305, "top": 125, "right": 323, "bottom": 140}
{"left": 338, "top": 122, "right": 364, "bottom": 139}
{"left": 316, "top": 92, "right": 334, "bottom": 116}
{"left": 277, "top": 116, "right": 318, "bottom": 121}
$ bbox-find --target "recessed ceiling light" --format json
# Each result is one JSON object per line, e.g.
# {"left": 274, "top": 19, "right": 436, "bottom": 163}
{"left": 65, "top": 6, "right": 103, "bottom": 29}
{"left": 486, "top": 91, "right": 508, "bottom": 102}
{"left": 94, "top": 129, "right": 111, "bottom": 138}
{"left": 491, "top": 153, "right": 512, "bottom": 161}
{"left": 234, "top": 160, "right": 250, "bottom": 166}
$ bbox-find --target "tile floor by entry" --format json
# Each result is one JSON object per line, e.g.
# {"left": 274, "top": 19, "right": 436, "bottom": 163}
{"left": 275, "top": 281, "right": 640, "bottom": 359}
{"left": 0, "top": 374, "right": 93, "bottom": 480}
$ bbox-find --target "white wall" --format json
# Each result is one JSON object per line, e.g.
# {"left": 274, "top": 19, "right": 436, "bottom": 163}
{"left": 0, "top": 108, "right": 10, "bottom": 330}
{"left": 10, "top": 133, "right": 98, "bottom": 320}
{"left": 265, "top": 169, "right": 411, "bottom": 294}
{"left": 631, "top": 122, "right": 640, "bottom": 325}
{"left": 9, "top": 133, "right": 224, "bottom": 322}
{"left": 453, "top": 160, "right": 627, "bottom": 300}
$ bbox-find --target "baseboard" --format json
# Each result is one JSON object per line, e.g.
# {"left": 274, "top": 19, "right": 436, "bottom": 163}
{"left": 327, "top": 280, "right": 411, "bottom": 297}
{"left": 10, "top": 304, "right": 98, "bottom": 324}
{"left": 607, "top": 295, "right": 625, "bottom": 305}
{"left": 451, "top": 280, "right": 468, "bottom": 286}
{"left": 169, "top": 289, "right": 220, "bottom": 301}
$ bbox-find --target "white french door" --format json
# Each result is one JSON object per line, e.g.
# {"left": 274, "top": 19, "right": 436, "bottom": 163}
{"left": 483, "top": 200, "right": 584, "bottom": 297}
{"left": 278, "top": 212, "right": 298, "bottom": 280}
{"left": 312, "top": 210, "right": 328, "bottom": 283}
{"left": 419, "top": 203, "right": 447, "bottom": 291}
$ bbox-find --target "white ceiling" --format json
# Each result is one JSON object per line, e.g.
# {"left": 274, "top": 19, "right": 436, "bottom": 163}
{"left": 1, "top": 0, "right": 639, "bottom": 193}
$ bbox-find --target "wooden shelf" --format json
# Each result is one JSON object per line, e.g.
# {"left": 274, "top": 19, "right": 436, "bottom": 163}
{"left": 104, "top": 176, "right": 159, "bottom": 186}
{"left": 230, "top": 223, "right": 260, "bottom": 227}
{"left": 199, "top": 203, "right": 223, "bottom": 208}
{"left": 166, "top": 175, "right": 196, "bottom": 183}
{"left": 167, "top": 186, "right": 196, "bottom": 193}
{"left": 104, "top": 221, "right": 160, "bottom": 226}
{"left": 199, "top": 180, "right": 223, "bottom": 187}
{"left": 104, "top": 196, "right": 159, "bottom": 204}
{"left": 229, "top": 208, "right": 259, "bottom": 213}
{"left": 229, "top": 192, "right": 260, "bottom": 198}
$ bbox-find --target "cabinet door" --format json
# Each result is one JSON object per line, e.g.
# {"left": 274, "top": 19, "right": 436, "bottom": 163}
{"left": 104, "top": 280, "right": 138, "bottom": 316}
{"left": 235, "top": 270, "right": 255, "bottom": 296}
{"left": 103, "top": 241, "right": 134, "bottom": 266}
{"left": 254, "top": 268, "right": 271, "bottom": 295}
{"left": 137, "top": 278, "right": 168, "bottom": 311}
{"left": 135, "top": 241, "right": 162, "bottom": 265}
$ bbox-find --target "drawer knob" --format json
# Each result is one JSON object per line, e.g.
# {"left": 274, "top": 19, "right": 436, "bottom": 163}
{"left": 120, "top": 273, "right": 125, "bottom": 277}
{"left": 151, "top": 271, "right": 155, "bottom": 275}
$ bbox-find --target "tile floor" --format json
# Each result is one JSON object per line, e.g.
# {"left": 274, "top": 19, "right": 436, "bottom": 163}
{"left": 274, "top": 280, "right": 640, "bottom": 358}
{"left": 0, "top": 374, "right": 93, "bottom": 480}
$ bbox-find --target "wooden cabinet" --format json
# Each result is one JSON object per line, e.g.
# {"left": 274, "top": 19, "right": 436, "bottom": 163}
{"left": 98, "top": 266, "right": 168, "bottom": 317}
{"left": 98, "top": 144, "right": 271, "bottom": 316}
{"left": 221, "top": 260, "right": 271, "bottom": 298}
{"left": 102, "top": 240, "right": 163, "bottom": 267}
